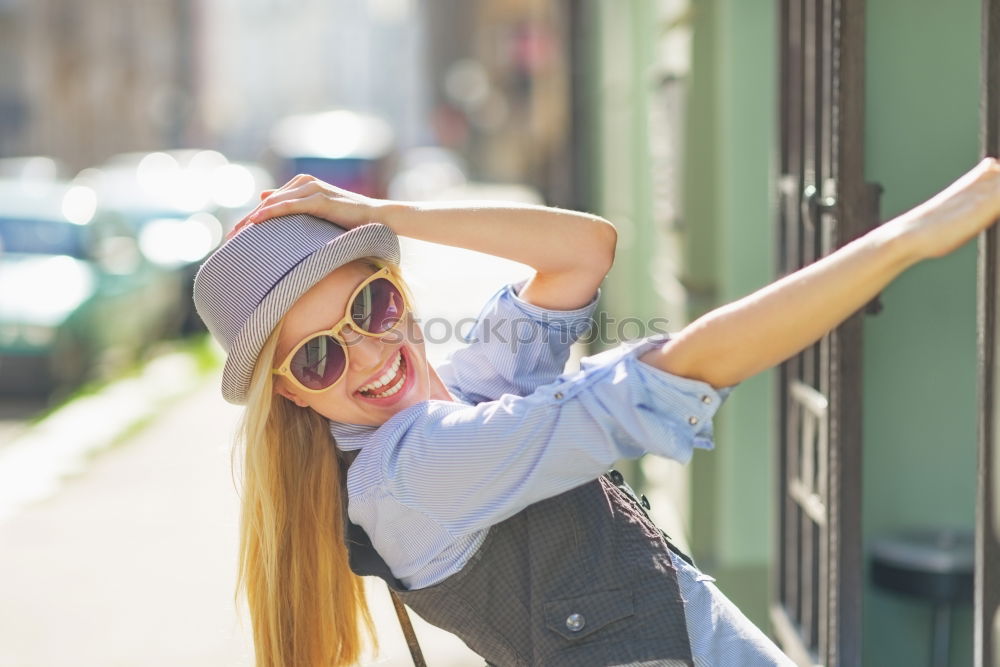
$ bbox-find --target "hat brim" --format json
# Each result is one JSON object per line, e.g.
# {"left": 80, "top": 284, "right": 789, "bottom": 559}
{"left": 221, "top": 221, "right": 399, "bottom": 404}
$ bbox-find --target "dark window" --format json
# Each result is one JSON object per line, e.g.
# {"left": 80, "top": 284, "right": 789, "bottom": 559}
{"left": 0, "top": 218, "right": 88, "bottom": 258}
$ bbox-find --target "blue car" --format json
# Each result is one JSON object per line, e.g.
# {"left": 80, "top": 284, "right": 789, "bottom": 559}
{"left": 0, "top": 180, "right": 185, "bottom": 396}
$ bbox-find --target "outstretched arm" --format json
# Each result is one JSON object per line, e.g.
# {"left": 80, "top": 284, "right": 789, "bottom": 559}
{"left": 644, "top": 158, "right": 1000, "bottom": 388}
{"left": 242, "top": 175, "right": 617, "bottom": 311}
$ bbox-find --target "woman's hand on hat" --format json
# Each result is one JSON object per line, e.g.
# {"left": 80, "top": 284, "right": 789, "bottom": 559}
{"left": 235, "top": 174, "right": 383, "bottom": 234}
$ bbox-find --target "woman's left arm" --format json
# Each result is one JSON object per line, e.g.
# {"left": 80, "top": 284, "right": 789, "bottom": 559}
{"left": 243, "top": 175, "right": 617, "bottom": 310}
{"left": 645, "top": 158, "right": 1000, "bottom": 388}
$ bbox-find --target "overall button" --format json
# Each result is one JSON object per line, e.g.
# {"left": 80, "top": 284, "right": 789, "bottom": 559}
{"left": 565, "top": 613, "right": 586, "bottom": 632}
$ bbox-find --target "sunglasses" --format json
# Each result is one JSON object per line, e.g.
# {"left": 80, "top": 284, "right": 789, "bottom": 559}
{"left": 272, "top": 267, "right": 409, "bottom": 393}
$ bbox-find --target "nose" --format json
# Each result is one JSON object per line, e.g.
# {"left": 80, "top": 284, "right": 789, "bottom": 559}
{"left": 346, "top": 331, "right": 388, "bottom": 373}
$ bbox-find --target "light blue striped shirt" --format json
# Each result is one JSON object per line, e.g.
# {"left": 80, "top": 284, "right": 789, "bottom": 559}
{"left": 331, "top": 282, "right": 793, "bottom": 666}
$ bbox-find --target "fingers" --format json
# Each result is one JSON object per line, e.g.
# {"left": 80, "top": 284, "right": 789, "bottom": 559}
{"left": 280, "top": 173, "right": 320, "bottom": 189}
{"left": 251, "top": 183, "right": 327, "bottom": 219}
{"left": 226, "top": 211, "right": 257, "bottom": 240}
{"left": 252, "top": 175, "right": 317, "bottom": 203}
{"left": 280, "top": 174, "right": 357, "bottom": 197}
{"left": 225, "top": 176, "right": 370, "bottom": 240}
{"left": 249, "top": 191, "right": 335, "bottom": 224}
{"left": 264, "top": 175, "right": 355, "bottom": 206}
{"left": 226, "top": 184, "right": 319, "bottom": 240}
{"left": 226, "top": 198, "right": 299, "bottom": 240}
{"left": 257, "top": 179, "right": 343, "bottom": 213}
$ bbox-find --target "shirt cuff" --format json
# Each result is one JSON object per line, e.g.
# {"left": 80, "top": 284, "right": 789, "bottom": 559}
{"left": 574, "top": 334, "right": 733, "bottom": 460}
{"left": 637, "top": 369, "right": 732, "bottom": 453}
{"left": 503, "top": 279, "right": 600, "bottom": 334}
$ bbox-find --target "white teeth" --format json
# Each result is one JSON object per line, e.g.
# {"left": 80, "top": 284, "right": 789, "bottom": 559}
{"left": 359, "top": 352, "right": 402, "bottom": 393}
{"left": 375, "top": 374, "right": 405, "bottom": 398}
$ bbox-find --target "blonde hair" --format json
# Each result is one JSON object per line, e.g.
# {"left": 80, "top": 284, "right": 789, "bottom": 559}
{"left": 234, "top": 257, "right": 409, "bottom": 666}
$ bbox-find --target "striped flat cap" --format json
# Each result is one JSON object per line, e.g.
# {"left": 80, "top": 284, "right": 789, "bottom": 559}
{"left": 193, "top": 214, "right": 400, "bottom": 404}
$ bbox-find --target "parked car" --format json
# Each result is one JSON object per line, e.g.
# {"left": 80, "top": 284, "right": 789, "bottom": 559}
{"left": 80, "top": 150, "right": 273, "bottom": 333}
{"left": 0, "top": 179, "right": 185, "bottom": 396}
{"left": 268, "top": 110, "right": 395, "bottom": 197}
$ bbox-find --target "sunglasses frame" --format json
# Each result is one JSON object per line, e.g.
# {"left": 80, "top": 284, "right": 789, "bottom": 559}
{"left": 272, "top": 266, "right": 410, "bottom": 394}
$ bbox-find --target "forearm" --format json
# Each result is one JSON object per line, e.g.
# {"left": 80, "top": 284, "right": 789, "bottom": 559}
{"left": 378, "top": 200, "right": 616, "bottom": 275}
{"left": 378, "top": 200, "right": 617, "bottom": 309}
{"left": 642, "top": 160, "right": 1000, "bottom": 388}
{"left": 643, "top": 223, "right": 916, "bottom": 388}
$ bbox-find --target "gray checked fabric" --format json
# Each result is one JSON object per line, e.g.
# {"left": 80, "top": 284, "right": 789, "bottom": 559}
{"left": 346, "top": 471, "right": 694, "bottom": 666}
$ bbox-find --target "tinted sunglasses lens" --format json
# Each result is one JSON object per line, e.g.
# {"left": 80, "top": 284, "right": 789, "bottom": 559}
{"left": 289, "top": 335, "right": 347, "bottom": 390}
{"left": 352, "top": 277, "right": 405, "bottom": 334}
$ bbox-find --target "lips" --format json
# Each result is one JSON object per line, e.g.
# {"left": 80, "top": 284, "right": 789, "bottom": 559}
{"left": 358, "top": 350, "right": 403, "bottom": 393}
{"left": 358, "top": 351, "right": 406, "bottom": 398}
{"left": 355, "top": 346, "right": 415, "bottom": 406}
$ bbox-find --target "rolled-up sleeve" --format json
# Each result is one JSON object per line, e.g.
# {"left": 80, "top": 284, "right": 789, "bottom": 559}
{"left": 350, "top": 334, "right": 733, "bottom": 537}
{"left": 435, "top": 281, "right": 599, "bottom": 403}
{"left": 570, "top": 335, "right": 732, "bottom": 456}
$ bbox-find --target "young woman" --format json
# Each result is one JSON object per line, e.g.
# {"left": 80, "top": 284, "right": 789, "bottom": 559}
{"left": 193, "top": 159, "right": 1000, "bottom": 667}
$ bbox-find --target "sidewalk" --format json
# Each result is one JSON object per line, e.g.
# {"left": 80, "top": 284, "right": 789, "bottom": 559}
{"left": 0, "top": 375, "right": 251, "bottom": 667}
{"left": 0, "top": 371, "right": 484, "bottom": 666}
{"left": 0, "top": 239, "right": 533, "bottom": 666}
{"left": 0, "top": 234, "right": 691, "bottom": 666}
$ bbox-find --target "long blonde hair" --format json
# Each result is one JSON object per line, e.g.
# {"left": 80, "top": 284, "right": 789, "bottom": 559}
{"left": 234, "top": 258, "right": 409, "bottom": 666}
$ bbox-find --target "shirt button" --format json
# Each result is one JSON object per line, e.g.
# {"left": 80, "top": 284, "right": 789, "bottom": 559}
{"left": 554, "top": 391, "right": 564, "bottom": 400}
{"left": 565, "top": 613, "right": 586, "bottom": 632}
{"left": 701, "top": 394, "right": 713, "bottom": 404}
{"left": 688, "top": 416, "right": 699, "bottom": 426}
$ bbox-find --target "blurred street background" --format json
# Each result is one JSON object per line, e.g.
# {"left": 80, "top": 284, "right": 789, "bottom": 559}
{"left": 0, "top": 0, "right": 993, "bottom": 665}
{"left": 0, "top": 0, "right": 595, "bottom": 664}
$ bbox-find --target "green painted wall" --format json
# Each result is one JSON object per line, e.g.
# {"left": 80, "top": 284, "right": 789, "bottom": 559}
{"left": 685, "top": 1, "right": 982, "bottom": 658}
{"left": 587, "top": 0, "right": 673, "bottom": 495}
{"left": 583, "top": 0, "right": 780, "bottom": 631}
{"left": 685, "top": 0, "right": 725, "bottom": 570}
{"left": 685, "top": 0, "right": 777, "bottom": 630}
{"left": 584, "top": 0, "right": 780, "bottom": 609}
{"left": 712, "top": 0, "right": 777, "bottom": 566}
{"left": 862, "top": 1, "right": 980, "bottom": 665}
{"left": 586, "top": 0, "right": 983, "bottom": 661}
{"left": 591, "top": 0, "right": 659, "bottom": 337}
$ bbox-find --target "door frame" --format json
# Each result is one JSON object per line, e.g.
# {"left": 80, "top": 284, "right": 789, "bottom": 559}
{"left": 976, "top": 2, "right": 1000, "bottom": 665}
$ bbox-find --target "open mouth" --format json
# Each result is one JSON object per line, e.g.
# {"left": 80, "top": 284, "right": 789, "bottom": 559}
{"left": 357, "top": 348, "right": 409, "bottom": 401}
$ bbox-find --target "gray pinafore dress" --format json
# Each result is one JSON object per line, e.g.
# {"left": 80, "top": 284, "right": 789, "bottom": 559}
{"left": 344, "top": 465, "right": 695, "bottom": 666}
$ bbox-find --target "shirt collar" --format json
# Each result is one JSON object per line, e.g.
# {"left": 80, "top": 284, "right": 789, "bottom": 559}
{"left": 328, "top": 420, "right": 377, "bottom": 451}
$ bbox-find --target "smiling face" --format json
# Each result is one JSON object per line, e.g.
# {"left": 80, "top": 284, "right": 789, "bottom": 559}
{"left": 272, "top": 260, "right": 434, "bottom": 425}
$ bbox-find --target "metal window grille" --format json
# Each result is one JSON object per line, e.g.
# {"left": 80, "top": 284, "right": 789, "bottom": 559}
{"left": 773, "top": 2, "right": 878, "bottom": 665}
